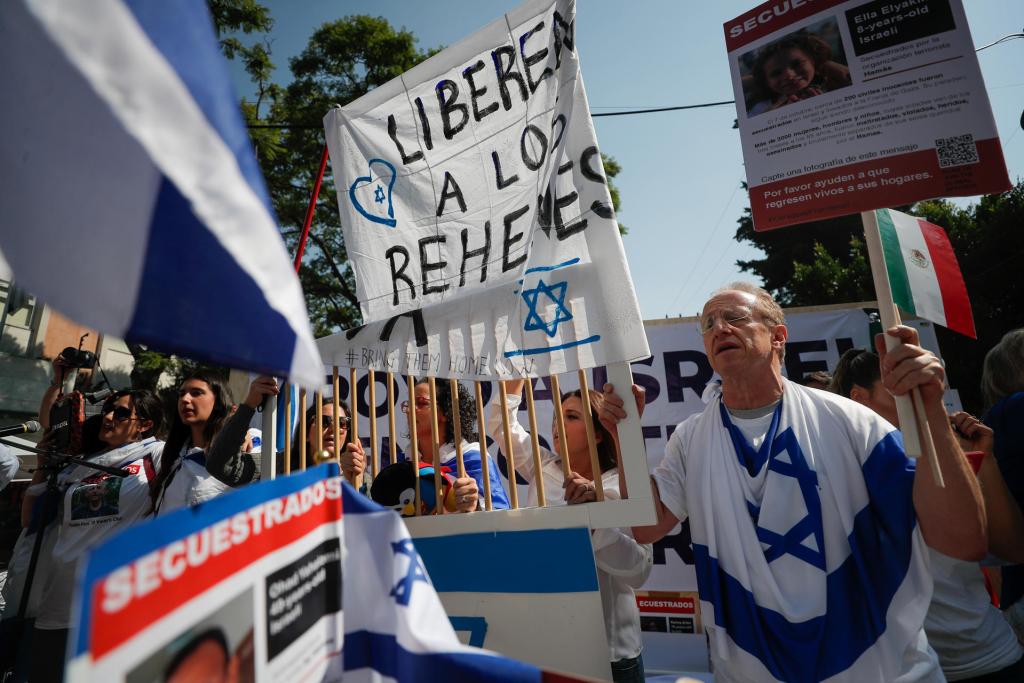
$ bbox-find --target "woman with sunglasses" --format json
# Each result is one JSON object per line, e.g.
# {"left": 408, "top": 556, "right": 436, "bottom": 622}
{"left": 20, "top": 389, "right": 163, "bottom": 682}
{"left": 203, "top": 385, "right": 364, "bottom": 489}
{"left": 342, "top": 379, "right": 508, "bottom": 512}
{"left": 489, "top": 379, "right": 652, "bottom": 683}
{"left": 288, "top": 399, "right": 363, "bottom": 472}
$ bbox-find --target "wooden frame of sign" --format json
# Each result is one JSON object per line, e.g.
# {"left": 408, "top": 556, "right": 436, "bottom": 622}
{"left": 258, "top": 360, "right": 656, "bottom": 530}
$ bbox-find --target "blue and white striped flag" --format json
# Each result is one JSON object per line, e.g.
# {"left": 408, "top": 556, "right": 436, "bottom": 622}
{"left": 0, "top": 0, "right": 322, "bottom": 387}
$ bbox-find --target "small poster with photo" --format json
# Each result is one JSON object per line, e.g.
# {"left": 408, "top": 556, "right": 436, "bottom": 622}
{"left": 69, "top": 476, "right": 122, "bottom": 523}
{"left": 725, "top": 0, "right": 1011, "bottom": 231}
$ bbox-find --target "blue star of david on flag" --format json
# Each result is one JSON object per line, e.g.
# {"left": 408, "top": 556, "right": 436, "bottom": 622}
{"left": 390, "top": 538, "right": 430, "bottom": 606}
{"left": 521, "top": 279, "right": 573, "bottom": 338}
{"left": 755, "top": 429, "right": 826, "bottom": 571}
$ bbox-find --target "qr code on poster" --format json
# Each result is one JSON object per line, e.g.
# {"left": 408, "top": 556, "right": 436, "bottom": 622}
{"left": 935, "top": 134, "right": 979, "bottom": 168}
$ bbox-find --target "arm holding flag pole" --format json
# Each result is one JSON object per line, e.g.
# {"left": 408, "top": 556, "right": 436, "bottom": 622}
{"left": 862, "top": 209, "right": 988, "bottom": 560}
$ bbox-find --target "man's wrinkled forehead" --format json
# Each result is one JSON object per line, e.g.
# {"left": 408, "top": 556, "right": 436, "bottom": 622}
{"left": 702, "top": 290, "right": 758, "bottom": 315}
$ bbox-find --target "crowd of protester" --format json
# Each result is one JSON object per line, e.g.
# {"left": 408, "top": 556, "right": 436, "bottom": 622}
{"left": 1, "top": 282, "right": 1023, "bottom": 682}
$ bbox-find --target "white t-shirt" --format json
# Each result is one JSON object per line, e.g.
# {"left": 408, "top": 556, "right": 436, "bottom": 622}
{"left": 926, "top": 549, "right": 1023, "bottom": 679}
{"left": 155, "top": 445, "right": 231, "bottom": 515}
{"left": 35, "top": 437, "right": 163, "bottom": 630}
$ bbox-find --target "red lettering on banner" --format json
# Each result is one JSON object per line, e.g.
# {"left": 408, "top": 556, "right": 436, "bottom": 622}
{"left": 90, "top": 478, "right": 344, "bottom": 660}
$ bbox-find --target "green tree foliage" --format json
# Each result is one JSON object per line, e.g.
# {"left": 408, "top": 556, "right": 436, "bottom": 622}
{"left": 734, "top": 181, "right": 1024, "bottom": 412}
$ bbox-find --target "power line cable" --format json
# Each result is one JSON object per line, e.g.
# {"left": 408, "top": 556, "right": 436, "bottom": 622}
{"left": 664, "top": 182, "right": 742, "bottom": 314}
{"left": 244, "top": 32, "right": 1022, "bottom": 130}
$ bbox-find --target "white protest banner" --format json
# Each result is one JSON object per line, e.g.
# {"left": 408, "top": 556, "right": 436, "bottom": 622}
{"left": 726, "top": 0, "right": 1011, "bottom": 231}
{"left": 67, "top": 467, "right": 345, "bottom": 682}
{"left": 320, "top": 0, "right": 648, "bottom": 379}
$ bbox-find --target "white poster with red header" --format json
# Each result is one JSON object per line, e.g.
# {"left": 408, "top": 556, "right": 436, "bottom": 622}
{"left": 726, "top": 0, "right": 1011, "bottom": 231}
{"left": 67, "top": 467, "right": 346, "bottom": 682}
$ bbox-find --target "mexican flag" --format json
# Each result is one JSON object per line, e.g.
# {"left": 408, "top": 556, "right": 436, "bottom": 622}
{"left": 876, "top": 208, "right": 976, "bottom": 338}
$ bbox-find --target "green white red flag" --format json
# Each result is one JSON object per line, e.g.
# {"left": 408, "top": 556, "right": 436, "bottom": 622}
{"left": 876, "top": 208, "right": 976, "bottom": 339}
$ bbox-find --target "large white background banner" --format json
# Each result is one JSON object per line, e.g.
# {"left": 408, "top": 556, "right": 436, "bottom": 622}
{"left": 320, "top": 0, "right": 648, "bottom": 379}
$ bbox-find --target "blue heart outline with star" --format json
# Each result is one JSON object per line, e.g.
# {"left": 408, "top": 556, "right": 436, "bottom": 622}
{"left": 349, "top": 158, "right": 397, "bottom": 228}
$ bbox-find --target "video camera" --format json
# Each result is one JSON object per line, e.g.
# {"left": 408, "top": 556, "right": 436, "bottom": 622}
{"left": 59, "top": 345, "right": 97, "bottom": 369}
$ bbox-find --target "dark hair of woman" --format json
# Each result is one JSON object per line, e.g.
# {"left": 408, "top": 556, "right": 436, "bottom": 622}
{"left": 828, "top": 348, "right": 881, "bottom": 399}
{"left": 149, "top": 370, "right": 233, "bottom": 509}
{"left": 288, "top": 398, "right": 352, "bottom": 469}
{"left": 563, "top": 389, "right": 618, "bottom": 474}
{"left": 752, "top": 31, "right": 833, "bottom": 100}
{"left": 422, "top": 379, "right": 479, "bottom": 444}
{"left": 103, "top": 389, "right": 164, "bottom": 439}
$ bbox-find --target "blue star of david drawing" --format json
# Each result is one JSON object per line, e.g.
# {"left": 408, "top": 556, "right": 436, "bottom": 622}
{"left": 374, "top": 185, "right": 386, "bottom": 204}
{"left": 389, "top": 538, "right": 429, "bottom": 606}
{"left": 521, "top": 279, "right": 572, "bottom": 338}
{"left": 754, "top": 429, "right": 826, "bottom": 571}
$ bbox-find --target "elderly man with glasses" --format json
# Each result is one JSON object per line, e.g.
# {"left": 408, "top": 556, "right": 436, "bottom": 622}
{"left": 603, "top": 282, "right": 986, "bottom": 683}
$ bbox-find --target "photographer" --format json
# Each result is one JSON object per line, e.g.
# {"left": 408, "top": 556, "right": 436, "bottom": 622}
{"left": 17, "top": 389, "right": 163, "bottom": 682}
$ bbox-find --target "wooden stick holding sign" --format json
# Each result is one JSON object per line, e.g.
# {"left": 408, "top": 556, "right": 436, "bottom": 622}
{"left": 349, "top": 368, "right": 362, "bottom": 490}
{"left": 369, "top": 369, "right": 379, "bottom": 482}
{"left": 407, "top": 374, "right": 421, "bottom": 516}
{"left": 387, "top": 372, "right": 397, "bottom": 466}
{"left": 548, "top": 374, "right": 572, "bottom": 481}
{"left": 577, "top": 370, "right": 605, "bottom": 502}
{"left": 474, "top": 382, "right": 493, "bottom": 511}
{"left": 428, "top": 377, "right": 444, "bottom": 514}
{"left": 449, "top": 379, "right": 466, "bottom": 479}
{"left": 861, "top": 210, "right": 944, "bottom": 487}
{"left": 524, "top": 379, "right": 547, "bottom": 507}
{"left": 315, "top": 391, "right": 323, "bottom": 458}
{"left": 498, "top": 382, "right": 520, "bottom": 510}
{"left": 332, "top": 371, "right": 340, "bottom": 466}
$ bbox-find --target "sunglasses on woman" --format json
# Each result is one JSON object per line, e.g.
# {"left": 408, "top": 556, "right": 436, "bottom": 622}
{"left": 313, "top": 415, "right": 350, "bottom": 429}
{"left": 101, "top": 405, "right": 137, "bottom": 422}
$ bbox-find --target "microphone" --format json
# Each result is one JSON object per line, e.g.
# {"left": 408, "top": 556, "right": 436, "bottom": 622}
{"left": 0, "top": 420, "right": 42, "bottom": 437}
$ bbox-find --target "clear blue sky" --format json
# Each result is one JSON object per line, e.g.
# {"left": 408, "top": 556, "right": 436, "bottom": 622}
{"left": 227, "top": 0, "right": 1024, "bottom": 320}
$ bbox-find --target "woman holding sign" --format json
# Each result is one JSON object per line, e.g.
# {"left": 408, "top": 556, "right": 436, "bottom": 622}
{"left": 489, "top": 379, "right": 652, "bottom": 683}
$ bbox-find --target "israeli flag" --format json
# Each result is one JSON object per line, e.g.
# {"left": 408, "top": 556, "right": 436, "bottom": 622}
{"left": 340, "top": 487, "right": 582, "bottom": 682}
{"left": 0, "top": 0, "right": 322, "bottom": 387}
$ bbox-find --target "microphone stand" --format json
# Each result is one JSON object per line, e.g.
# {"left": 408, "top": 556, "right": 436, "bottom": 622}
{"left": 0, "top": 440, "right": 129, "bottom": 681}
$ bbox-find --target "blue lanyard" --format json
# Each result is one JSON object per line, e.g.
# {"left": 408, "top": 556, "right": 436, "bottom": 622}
{"left": 719, "top": 400, "right": 783, "bottom": 477}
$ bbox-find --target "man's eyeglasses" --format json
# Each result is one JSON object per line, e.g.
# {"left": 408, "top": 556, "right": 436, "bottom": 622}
{"left": 698, "top": 308, "right": 757, "bottom": 335}
{"left": 315, "top": 415, "right": 350, "bottom": 429}
{"left": 400, "top": 398, "right": 432, "bottom": 412}
{"left": 101, "top": 405, "right": 137, "bottom": 422}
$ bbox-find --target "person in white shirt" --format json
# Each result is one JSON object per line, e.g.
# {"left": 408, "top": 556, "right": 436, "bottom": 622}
{"left": 600, "top": 282, "right": 988, "bottom": 683}
{"left": 489, "top": 379, "right": 652, "bottom": 683}
{"left": 151, "top": 372, "right": 238, "bottom": 514}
